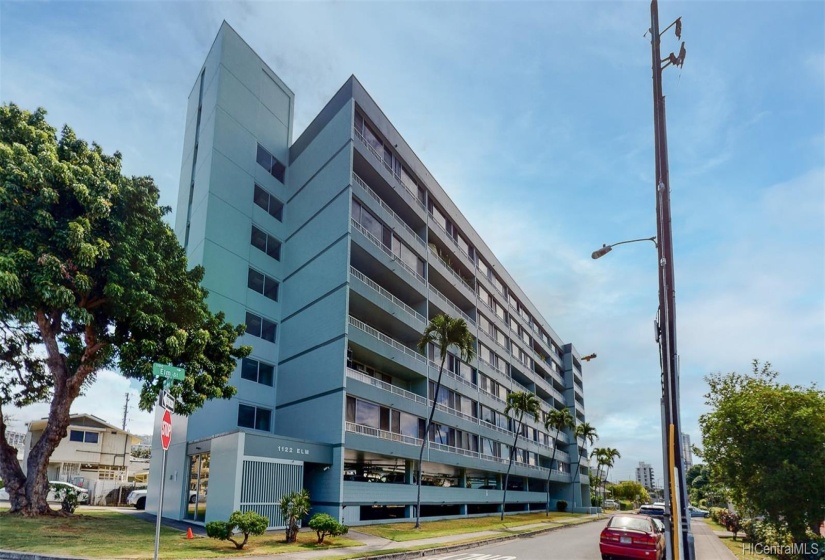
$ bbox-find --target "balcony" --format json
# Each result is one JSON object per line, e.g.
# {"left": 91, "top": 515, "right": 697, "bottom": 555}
{"left": 346, "top": 367, "right": 427, "bottom": 406}
{"left": 427, "top": 217, "right": 476, "bottom": 273}
{"left": 352, "top": 173, "right": 425, "bottom": 251}
{"left": 348, "top": 316, "right": 426, "bottom": 376}
{"left": 350, "top": 266, "right": 425, "bottom": 330}
{"left": 428, "top": 284, "right": 475, "bottom": 327}
{"left": 353, "top": 128, "right": 426, "bottom": 212}
{"left": 427, "top": 245, "right": 475, "bottom": 303}
{"left": 351, "top": 218, "right": 426, "bottom": 286}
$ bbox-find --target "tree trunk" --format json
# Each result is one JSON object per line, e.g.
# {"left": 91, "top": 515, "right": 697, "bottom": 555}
{"left": 545, "top": 435, "right": 558, "bottom": 516}
{"left": 0, "top": 311, "right": 96, "bottom": 516}
{"left": 415, "top": 352, "right": 447, "bottom": 529}
{"left": 500, "top": 416, "right": 522, "bottom": 521}
{"left": 570, "top": 444, "right": 582, "bottom": 513}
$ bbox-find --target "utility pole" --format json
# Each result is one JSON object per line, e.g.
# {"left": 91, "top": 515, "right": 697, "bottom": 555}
{"left": 122, "top": 392, "right": 130, "bottom": 430}
{"left": 649, "top": 1, "right": 693, "bottom": 559}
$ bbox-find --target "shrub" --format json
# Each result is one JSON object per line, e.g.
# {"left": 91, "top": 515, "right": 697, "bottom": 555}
{"left": 49, "top": 483, "right": 79, "bottom": 514}
{"left": 718, "top": 510, "right": 741, "bottom": 540}
{"left": 556, "top": 500, "right": 568, "bottom": 512}
{"left": 206, "top": 510, "right": 268, "bottom": 550}
{"left": 619, "top": 500, "right": 633, "bottom": 511}
{"left": 709, "top": 507, "right": 727, "bottom": 523}
{"left": 308, "top": 513, "right": 348, "bottom": 543}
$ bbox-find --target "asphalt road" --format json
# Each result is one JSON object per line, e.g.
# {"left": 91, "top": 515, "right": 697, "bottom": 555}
{"left": 422, "top": 519, "right": 608, "bottom": 560}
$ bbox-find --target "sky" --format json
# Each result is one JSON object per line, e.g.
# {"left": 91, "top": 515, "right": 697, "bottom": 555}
{"left": 1, "top": 0, "right": 823, "bottom": 485}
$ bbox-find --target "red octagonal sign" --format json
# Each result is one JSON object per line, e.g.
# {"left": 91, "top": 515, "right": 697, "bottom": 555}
{"left": 161, "top": 409, "right": 172, "bottom": 451}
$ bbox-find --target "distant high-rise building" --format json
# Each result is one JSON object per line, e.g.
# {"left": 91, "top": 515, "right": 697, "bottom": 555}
{"left": 636, "top": 461, "right": 655, "bottom": 490}
{"left": 681, "top": 432, "right": 693, "bottom": 470}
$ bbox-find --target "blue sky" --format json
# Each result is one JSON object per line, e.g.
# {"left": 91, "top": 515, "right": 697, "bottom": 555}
{"left": 2, "top": 0, "right": 822, "bottom": 484}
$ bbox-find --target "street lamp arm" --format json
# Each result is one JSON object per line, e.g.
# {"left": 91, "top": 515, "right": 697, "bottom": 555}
{"left": 591, "top": 236, "right": 657, "bottom": 259}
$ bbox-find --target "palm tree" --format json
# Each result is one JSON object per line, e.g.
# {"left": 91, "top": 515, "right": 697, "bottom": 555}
{"left": 414, "top": 314, "right": 474, "bottom": 529}
{"left": 570, "top": 421, "right": 598, "bottom": 512}
{"left": 601, "top": 447, "right": 621, "bottom": 508}
{"left": 500, "top": 391, "right": 541, "bottom": 520}
{"left": 590, "top": 447, "right": 608, "bottom": 504}
{"left": 543, "top": 407, "right": 575, "bottom": 515}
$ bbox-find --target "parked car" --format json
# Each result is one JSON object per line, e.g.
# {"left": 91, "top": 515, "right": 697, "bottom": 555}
{"left": 600, "top": 513, "right": 666, "bottom": 560}
{"left": 127, "top": 489, "right": 147, "bottom": 510}
{"left": 638, "top": 504, "right": 666, "bottom": 520}
{"left": 0, "top": 481, "right": 89, "bottom": 504}
{"left": 603, "top": 499, "right": 619, "bottom": 510}
{"left": 688, "top": 505, "right": 710, "bottom": 518}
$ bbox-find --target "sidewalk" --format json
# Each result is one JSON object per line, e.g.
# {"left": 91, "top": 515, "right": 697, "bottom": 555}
{"left": 692, "top": 518, "right": 737, "bottom": 560}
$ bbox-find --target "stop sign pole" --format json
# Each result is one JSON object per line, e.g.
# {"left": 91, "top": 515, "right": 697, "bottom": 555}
{"left": 154, "top": 408, "right": 172, "bottom": 560}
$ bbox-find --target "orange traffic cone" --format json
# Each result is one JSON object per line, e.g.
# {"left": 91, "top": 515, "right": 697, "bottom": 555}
{"left": 186, "top": 528, "right": 194, "bottom": 540}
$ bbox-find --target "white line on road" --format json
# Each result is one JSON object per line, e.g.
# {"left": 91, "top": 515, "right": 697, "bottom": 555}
{"left": 427, "top": 554, "right": 518, "bottom": 560}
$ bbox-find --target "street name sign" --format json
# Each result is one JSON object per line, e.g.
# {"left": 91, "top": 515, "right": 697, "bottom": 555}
{"left": 153, "top": 363, "right": 185, "bottom": 381}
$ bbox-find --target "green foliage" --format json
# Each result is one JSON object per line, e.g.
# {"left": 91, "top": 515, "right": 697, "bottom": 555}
{"left": 205, "top": 510, "right": 268, "bottom": 550}
{"left": 279, "top": 489, "right": 310, "bottom": 543}
{"left": 718, "top": 510, "right": 741, "bottom": 540}
{"left": 49, "top": 483, "right": 78, "bottom": 514}
{"left": 308, "top": 513, "right": 348, "bottom": 543}
{"left": 556, "top": 500, "right": 568, "bottom": 512}
{"left": 709, "top": 507, "right": 727, "bottom": 524}
{"left": 610, "top": 480, "right": 651, "bottom": 504}
{"left": 0, "top": 104, "right": 250, "bottom": 514}
{"left": 618, "top": 500, "right": 633, "bottom": 511}
{"left": 700, "top": 360, "right": 825, "bottom": 542}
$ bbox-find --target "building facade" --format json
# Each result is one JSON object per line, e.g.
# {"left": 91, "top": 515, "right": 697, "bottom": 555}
{"left": 635, "top": 461, "right": 655, "bottom": 490}
{"left": 147, "top": 22, "right": 591, "bottom": 527}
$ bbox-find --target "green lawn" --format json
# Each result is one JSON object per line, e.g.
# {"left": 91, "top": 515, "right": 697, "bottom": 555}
{"left": 0, "top": 509, "right": 362, "bottom": 559}
{"left": 353, "top": 511, "right": 584, "bottom": 542}
{"left": 700, "top": 519, "right": 777, "bottom": 560}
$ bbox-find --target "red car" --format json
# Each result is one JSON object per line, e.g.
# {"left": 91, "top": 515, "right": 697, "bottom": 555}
{"left": 599, "top": 514, "right": 665, "bottom": 560}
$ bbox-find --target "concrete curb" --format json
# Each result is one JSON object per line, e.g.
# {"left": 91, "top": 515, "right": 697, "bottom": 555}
{"left": 0, "top": 553, "right": 86, "bottom": 560}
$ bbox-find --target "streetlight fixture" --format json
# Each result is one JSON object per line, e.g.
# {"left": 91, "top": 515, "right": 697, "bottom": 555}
{"left": 591, "top": 237, "right": 657, "bottom": 260}
{"left": 589, "top": 2, "right": 694, "bottom": 558}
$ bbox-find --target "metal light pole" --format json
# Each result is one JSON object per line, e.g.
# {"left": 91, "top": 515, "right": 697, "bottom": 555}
{"left": 649, "top": 1, "right": 693, "bottom": 559}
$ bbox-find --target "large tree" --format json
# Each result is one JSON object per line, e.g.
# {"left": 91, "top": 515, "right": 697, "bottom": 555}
{"left": 0, "top": 104, "right": 249, "bottom": 516}
{"left": 414, "top": 314, "right": 474, "bottom": 529}
{"left": 569, "top": 421, "right": 598, "bottom": 511}
{"left": 500, "top": 391, "right": 540, "bottom": 520}
{"left": 543, "top": 407, "right": 574, "bottom": 516}
{"left": 700, "top": 360, "right": 825, "bottom": 542}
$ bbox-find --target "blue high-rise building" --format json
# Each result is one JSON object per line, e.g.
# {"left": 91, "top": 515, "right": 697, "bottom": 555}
{"left": 147, "top": 22, "right": 591, "bottom": 528}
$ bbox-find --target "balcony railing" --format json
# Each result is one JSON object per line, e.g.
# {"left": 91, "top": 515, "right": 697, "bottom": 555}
{"left": 353, "top": 128, "right": 426, "bottom": 210}
{"left": 348, "top": 316, "right": 426, "bottom": 363}
{"left": 350, "top": 267, "right": 425, "bottom": 324}
{"left": 428, "top": 213, "right": 474, "bottom": 264}
{"left": 346, "top": 367, "right": 428, "bottom": 405}
{"left": 352, "top": 173, "right": 425, "bottom": 246}
{"left": 428, "top": 284, "right": 474, "bottom": 326}
{"left": 351, "top": 219, "right": 426, "bottom": 284}
{"left": 428, "top": 245, "right": 474, "bottom": 292}
{"left": 346, "top": 421, "right": 422, "bottom": 446}
{"left": 427, "top": 359, "right": 476, "bottom": 391}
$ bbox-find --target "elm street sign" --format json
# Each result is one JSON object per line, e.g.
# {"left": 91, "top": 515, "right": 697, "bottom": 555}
{"left": 152, "top": 362, "right": 185, "bottom": 381}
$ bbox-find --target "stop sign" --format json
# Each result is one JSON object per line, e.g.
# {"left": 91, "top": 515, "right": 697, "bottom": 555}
{"left": 161, "top": 409, "right": 172, "bottom": 451}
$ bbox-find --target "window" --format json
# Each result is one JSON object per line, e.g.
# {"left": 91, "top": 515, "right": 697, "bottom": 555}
{"left": 248, "top": 268, "right": 279, "bottom": 301}
{"left": 240, "top": 358, "right": 274, "bottom": 386}
{"left": 256, "top": 144, "right": 285, "bottom": 183}
{"left": 251, "top": 225, "right": 281, "bottom": 260}
{"left": 253, "top": 184, "right": 284, "bottom": 221}
{"left": 69, "top": 430, "right": 99, "bottom": 444}
{"left": 238, "top": 404, "right": 271, "bottom": 431}
{"left": 246, "top": 312, "right": 277, "bottom": 342}
{"left": 492, "top": 275, "right": 505, "bottom": 296}
{"left": 478, "top": 259, "right": 490, "bottom": 279}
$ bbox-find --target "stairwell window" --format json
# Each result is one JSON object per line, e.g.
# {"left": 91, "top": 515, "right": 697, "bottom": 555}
{"left": 251, "top": 225, "right": 281, "bottom": 261}
{"left": 248, "top": 268, "right": 279, "bottom": 301}
{"left": 256, "top": 144, "right": 285, "bottom": 183}
{"left": 253, "top": 184, "right": 284, "bottom": 221}
{"left": 238, "top": 403, "right": 271, "bottom": 431}
{"left": 245, "top": 312, "right": 277, "bottom": 342}
{"left": 241, "top": 358, "right": 274, "bottom": 386}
